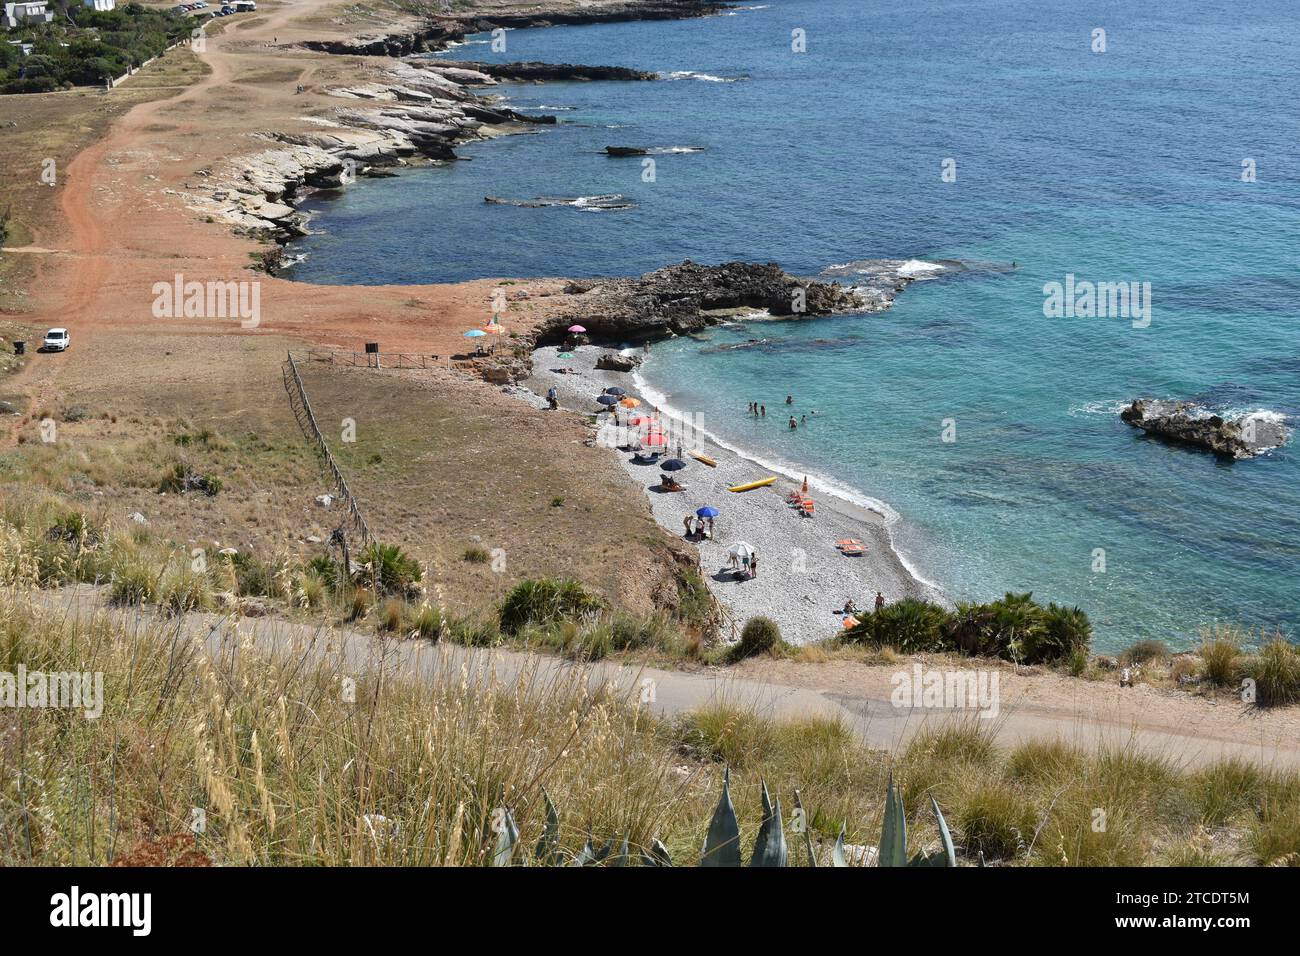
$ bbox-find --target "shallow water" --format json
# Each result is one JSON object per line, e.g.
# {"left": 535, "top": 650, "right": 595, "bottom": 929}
{"left": 286, "top": 0, "right": 1300, "bottom": 649}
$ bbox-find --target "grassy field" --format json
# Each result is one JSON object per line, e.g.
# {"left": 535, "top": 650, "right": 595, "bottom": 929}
{"left": 1, "top": 582, "right": 1297, "bottom": 866}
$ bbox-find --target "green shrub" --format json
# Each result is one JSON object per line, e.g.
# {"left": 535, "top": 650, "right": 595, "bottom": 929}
{"left": 109, "top": 560, "right": 158, "bottom": 606}
{"left": 463, "top": 546, "right": 490, "bottom": 564}
{"left": 846, "top": 599, "right": 948, "bottom": 653}
{"left": 956, "top": 779, "right": 1033, "bottom": 861}
{"left": 356, "top": 543, "right": 423, "bottom": 597}
{"left": 1199, "top": 627, "right": 1241, "bottom": 686}
{"left": 499, "top": 579, "right": 603, "bottom": 633}
{"left": 846, "top": 593, "right": 1090, "bottom": 664}
{"left": 406, "top": 603, "right": 445, "bottom": 641}
{"left": 1248, "top": 638, "right": 1300, "bottom": 708}
{"left": 731, "top": 616, "right": 783, "bottom": 661}
{"left": 295, "top": 570, "right": 327, "bottom": 610}
{"left": 160, "top": 568, "right": 214, "bottom": 615}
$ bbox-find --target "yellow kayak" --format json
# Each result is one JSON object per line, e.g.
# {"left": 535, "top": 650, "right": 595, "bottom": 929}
{"left": 728, "top": 476, "right": 777, "bottom": 493}
{"left": 689, "top": 451, "right": 717, "bottom": 467}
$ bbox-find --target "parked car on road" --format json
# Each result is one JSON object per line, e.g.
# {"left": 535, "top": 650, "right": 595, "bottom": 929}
{"left": 42, "top": 328, "right": 70, "bottom": 352}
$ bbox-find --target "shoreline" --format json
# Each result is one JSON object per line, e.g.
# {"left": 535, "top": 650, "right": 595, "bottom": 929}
{"left": 525, "top": 344, "right": 940, "bottom": 646}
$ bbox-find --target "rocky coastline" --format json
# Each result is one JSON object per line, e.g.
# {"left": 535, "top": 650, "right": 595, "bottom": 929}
{"left": 300, "top": 1, "right": 728, "bottom": 58}
{"left": 178, "top": 2, "right": 726, "bottom": 249}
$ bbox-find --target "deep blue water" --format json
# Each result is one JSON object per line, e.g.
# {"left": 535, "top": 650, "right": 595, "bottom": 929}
{"left": 287, "top": 0, "right": 1300, "bottom": 649}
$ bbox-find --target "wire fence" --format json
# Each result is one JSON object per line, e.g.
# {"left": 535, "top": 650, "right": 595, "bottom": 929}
{"left": 282, "top": 351, "right": 374, "bottom": 547}
{"left": 302, "top": 347, "right": 441, "bottom": 369}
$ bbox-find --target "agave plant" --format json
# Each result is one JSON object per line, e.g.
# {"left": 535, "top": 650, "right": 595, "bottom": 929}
{"left": 489, "top": 771, "right": 956, "bottom": 867}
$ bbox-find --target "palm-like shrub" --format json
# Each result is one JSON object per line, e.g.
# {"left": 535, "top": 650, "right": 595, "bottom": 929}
{"left": 846, "top": 598, "right": 949, "bottom": 653}
{"left": 356, "top": 543, "right": 423, "bottom": 598}
{"left": 847, "top": 593, "right": 1090, "bottom": 664}
{"left": 499, "top": 578, "right": 603, "bottom": 633}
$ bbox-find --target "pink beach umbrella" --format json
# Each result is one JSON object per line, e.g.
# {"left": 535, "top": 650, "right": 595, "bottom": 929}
{"left": 568, "top": 324, "right": 587, "bottom": 333}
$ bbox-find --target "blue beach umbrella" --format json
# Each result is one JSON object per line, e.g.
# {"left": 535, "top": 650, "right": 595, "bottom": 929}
{"left": 605, "top": 386, "right": 627, "bottom": 396}
{"left": 596, "top": 394, "right": 620, "bottom": 406}
{"left": 696, "top": 506, "right": 720, "bottom": 518}
{"left": 660, "top": 458, "right": 687, "bottom": 471}
{"left": 464, "top": 329, "right": 487, "bottom": 338}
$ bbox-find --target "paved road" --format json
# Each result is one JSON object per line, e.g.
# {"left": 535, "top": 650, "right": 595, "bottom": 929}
{"left": 29, "top": 587, "right": 1300, "bottom": 769}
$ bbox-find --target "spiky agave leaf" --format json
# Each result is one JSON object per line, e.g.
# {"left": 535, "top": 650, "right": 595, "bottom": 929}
{"left": 640, "top": 838, "right": 674, "bottom": 867}
{"left": 700, "top": 767, "right": 742, "bottom": 867}
{"left": 534, "top": 788, "right": 561, "bottom": 866}
{"left": 878, "top": 776, "right": 908, "bottom": 867}
{"left": 749, "top": 781, "right": 788, "bottom": 867}
{"left": 908, "top": 795, "right": 957, "bottom": 867}
{"left": 793, "top": 789, "right": 817, "bottom": 868}
{"left": 831, "top": 824, "right": 848, "bottom": 867}
{"left": 492, "top": 807, "right": 519, "bottom": 867}
{"left": 610, "top": 836, "right": 631, "bottom": 867}
{"left": 932, "top": 795, "right": 957, "bottom": 867}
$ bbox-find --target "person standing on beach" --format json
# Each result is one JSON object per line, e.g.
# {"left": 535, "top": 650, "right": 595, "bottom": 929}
{"left": 875, "top": 591, "right": 886, "bottom": 612}
{"left": 750, "top": 552, "right": 759, "bottom": 578}
{"left": 684, "top": 516, "right": 694, "bottom": 538}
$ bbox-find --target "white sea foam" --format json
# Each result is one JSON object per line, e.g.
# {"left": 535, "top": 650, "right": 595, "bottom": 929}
{"left": 896, "top": 258, "right": 946, "bottom": 278}
{"left": 661, "top": 70, "right": 746, "bottom": 83}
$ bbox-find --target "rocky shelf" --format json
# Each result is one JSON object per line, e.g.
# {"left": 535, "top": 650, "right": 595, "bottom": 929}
{"left": 537, "top": 260, "right": 871, "bottom": 344}
{"left": 1120, "top": 399, "right": 1291, "bottom": 460}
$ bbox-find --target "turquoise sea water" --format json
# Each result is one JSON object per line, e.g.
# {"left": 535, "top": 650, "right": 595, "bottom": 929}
{"left": 286, "top": 0, "right": 1300, "bottom": 649}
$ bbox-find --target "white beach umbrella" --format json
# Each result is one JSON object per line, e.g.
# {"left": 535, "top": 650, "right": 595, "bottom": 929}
{"left": 727, "top": 542, "right": 755, "bottom": 563}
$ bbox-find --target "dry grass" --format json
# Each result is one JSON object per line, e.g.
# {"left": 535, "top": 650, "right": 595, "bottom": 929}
{"left": 2, "top": 575, "right": 1298, "bottom": 866}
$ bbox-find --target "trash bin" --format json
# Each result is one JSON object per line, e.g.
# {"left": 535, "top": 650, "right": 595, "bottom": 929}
{"left": 13, "top": 341, "right": 24, "bottom": 356}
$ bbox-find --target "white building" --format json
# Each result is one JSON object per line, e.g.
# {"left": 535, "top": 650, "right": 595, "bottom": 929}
{"left": 3, "top": 2, "right": 55, "bottom": 28}
{"left": 84, "top": 0, "right": 115, "bottom": 10}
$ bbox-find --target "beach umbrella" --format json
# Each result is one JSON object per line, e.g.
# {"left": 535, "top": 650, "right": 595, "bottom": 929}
{"left": 568, "top": 324, "right": 587, "bottom": 333}
{"left": 628, "top": 414, "right": 654, "bottom": 427}
{"left": 696, "top": 506, "right": 720, "bottom": 518}
{"left": 727, "top": 541, "right": 754, "bottom": 562}
{"left": 642, "top": 431, "right": 668, "bottom": 446}
{"left": 481, "top": 323, "right": 505, "bottom": 335}
{"left": 596, "top": 394, "right": 620, "bottom": 406}
{"left": 464, "top": 329, "right": 487, "bottom": 338}
{"left": 604, "top": 386, "right": 627, "bottom": 396}
{"left": 660, "top": 458, "right": 687, "bottom": 472}
{"left": 619, "top": 397, "right": 641, "bottom": 408}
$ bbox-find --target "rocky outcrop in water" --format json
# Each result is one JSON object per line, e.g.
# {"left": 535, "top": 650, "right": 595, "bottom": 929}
{"left": 1120, "top": 399, "right": 1290, "bottom": 459}
{"left": 302, "top": 2, "right": 727, "bottom": 58}
{"left": 421, "top": 59, "right": 656, "bottom": 82}
{"left": 545, "top": 261, "right": 867, "bottom": 343}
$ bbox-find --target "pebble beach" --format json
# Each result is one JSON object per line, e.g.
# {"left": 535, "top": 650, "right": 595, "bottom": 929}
{"left": 526, "top": 346, "right": 939, "bottom": 645}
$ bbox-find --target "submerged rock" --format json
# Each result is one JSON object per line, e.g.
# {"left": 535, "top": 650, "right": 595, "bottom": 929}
{"left": 1120, "top": 399, "right": 1290, "bottom": 459}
